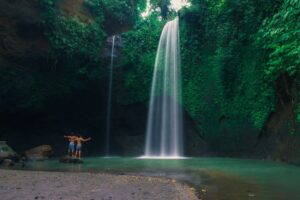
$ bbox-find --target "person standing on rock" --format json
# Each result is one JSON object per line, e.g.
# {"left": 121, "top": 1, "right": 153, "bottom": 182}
{"left": 64, "top": 133, "right": 77, "bottom": 157}
{"left": 75, "top": 135, "right": 91, "bottom": 159}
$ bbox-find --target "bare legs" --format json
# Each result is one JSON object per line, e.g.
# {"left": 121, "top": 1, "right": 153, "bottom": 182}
{"left": 75, "top": 150, "right": 81, "bottom": 159}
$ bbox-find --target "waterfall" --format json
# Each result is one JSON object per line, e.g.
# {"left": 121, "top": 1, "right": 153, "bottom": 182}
{"left": 105, "top": 35, "right": 115, "bottom": 156}
{"left": 144, "top": 17, "right": 183, "bottom": 158}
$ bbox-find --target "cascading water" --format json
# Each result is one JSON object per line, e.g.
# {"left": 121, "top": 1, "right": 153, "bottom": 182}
{"left": 144, "top": 17, "right": 183, "bottom": 158}
{"left": 105, "top": 35, "right": 115, "bottom": 156}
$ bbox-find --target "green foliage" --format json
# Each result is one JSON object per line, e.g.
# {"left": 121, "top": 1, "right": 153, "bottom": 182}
{"left": 257, "top": 0, "right": 300, "bottom": 80}
{"left": 179, "top": 13, "right": 206, "bottom": 120}
{"left": 103, "top": 0, "right": 136, "bottom": 23}
{"left": 119, "top": 14, "right": 165, "bottom": 104}
{"left": 179, "top": 0, "right": 281, "bottom": 134}
{"left": 297, "top": 90, "right": 300, "bottom": 123}
{"left": 39, "top": 0, "right": 145, "bottom": 61}
{"left": 151, "top": 0, "right": 171, "bottom": 18}
{"left": 47, "top": 15, "right": 105, "bottom": 60}
{"left": 12, "top": 0, "right": 139, "bottom": 111}
{"left": 118, "top": 0, "right": 294, "bottom": 153}
{"left": 85, "top": 0, "right": 140, "bottom": 26}
{"left": 30, "top": 0, "right": 300, "bottom": 153}
{"left": 297, "top": 104, "right": 300, "bottom": 122}
{"left": 39, "top": 0, "right": 105, "bottom": 61}
{"left": 35, "top": 0, "right": 107, "bottom": 103}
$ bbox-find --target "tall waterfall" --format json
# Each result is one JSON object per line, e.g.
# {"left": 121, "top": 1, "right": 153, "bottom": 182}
{"left": 105, "top": 35, "right": 115, "bottom": 156}
{"left": 144, "top": 17, "right": 183, "bottom": 158}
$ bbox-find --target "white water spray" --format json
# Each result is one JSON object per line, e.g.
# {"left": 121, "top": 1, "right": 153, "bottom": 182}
{"left": 105, "top": 35, "right": 115, "bottom": 156}
{"left": 144, "top": 17, "right": 183, "bottom": 158}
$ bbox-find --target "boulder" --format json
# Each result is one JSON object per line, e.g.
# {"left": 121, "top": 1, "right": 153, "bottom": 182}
{"left": 0, "top": 141, "right": 16, "bottom": 159}
{"left": 25, "top": 145, "right": 53, "bottom": 161}
{"left": 59, "top": 155, "right": 83, "bottom": 164}
{"left": 1, "top": 159, "right": 14, "bottom": 167}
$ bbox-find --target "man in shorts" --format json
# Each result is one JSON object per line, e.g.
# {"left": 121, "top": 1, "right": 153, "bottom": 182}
{"left": 64, "top": 133, "right": 77, "bottom": 157}
{"left": 75, "top": 135, "right": 91, "bottom": 159}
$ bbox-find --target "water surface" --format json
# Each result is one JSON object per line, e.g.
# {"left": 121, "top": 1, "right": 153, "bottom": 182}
{"left": 20, "top": 157, "right": 300, "bottom": 199}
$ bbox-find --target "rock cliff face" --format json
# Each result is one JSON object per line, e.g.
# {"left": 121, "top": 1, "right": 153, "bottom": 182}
{"left": 60, "top": 0, "right": 93, "bottom": 23}
{"left": 256, "top": 75, "right": 300, "bottom": 164}
{"left": 112, "top": 103, "right": 207, "bottom": 156}
{"left": 0, "top": 0, "right": 49, "bottom": 69}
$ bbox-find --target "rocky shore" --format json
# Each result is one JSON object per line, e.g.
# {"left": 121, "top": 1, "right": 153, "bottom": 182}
{"left": 0, "top": 169, "right": 198, "bottom": 200}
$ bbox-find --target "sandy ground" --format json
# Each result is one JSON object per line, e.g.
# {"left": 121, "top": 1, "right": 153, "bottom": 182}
{"left": 0, "top": 169, "right": 198, "bottom": 200}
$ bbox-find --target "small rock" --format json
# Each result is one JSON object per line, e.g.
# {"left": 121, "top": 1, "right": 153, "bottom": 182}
{"left": 25, "top": 145, "right": 53, "bottom": 161}
{"left": 248, "top": 193, "right": 256, "bottom": 197}
{"left": 59, "top": 156, "right": 83, "bottom": 164}
{"left": 2, "top": 159, "right": 14, "bottom": 167}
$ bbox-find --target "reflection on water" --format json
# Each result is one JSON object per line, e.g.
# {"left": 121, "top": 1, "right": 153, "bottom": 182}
{"left": 18, "top": 157, "right": 300, "bottom": 199}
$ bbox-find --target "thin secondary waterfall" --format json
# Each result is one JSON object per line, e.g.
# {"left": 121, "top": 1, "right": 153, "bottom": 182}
{"left": 105, "top": 35, "right": 115, "bottom": 156}
{"left": 144, "top": 17, "right": 183, "bottom": 158}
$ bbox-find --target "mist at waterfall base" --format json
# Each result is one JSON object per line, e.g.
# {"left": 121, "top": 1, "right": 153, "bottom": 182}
{"left": 144, "top": 17, "right": 184, "bottom": 158}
